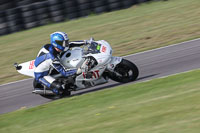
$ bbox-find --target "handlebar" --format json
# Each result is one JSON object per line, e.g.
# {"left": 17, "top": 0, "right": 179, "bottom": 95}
{"left": 83, "top": 41, "right": 101, "bottom": 55}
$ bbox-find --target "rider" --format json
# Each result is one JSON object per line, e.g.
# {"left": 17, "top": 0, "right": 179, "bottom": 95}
{"left": 34, "top": 31, "right": 88, "bottom": 95}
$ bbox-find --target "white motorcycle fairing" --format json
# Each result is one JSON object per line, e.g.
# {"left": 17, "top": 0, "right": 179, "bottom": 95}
{"left": 14, "top": 40, "right": 122, "bottom": 88}
{"left": 14, "top": 60, "right": 35, "bottom": 77}
{"left": 14, "top": 39, "right": 139, "bottom": 99}
{"left": 60, "top": 40, "right": 118, "bottom": 89}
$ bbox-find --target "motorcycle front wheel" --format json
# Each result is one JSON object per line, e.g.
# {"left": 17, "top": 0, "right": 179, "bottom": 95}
{"left": 109, "top": 59, "right": 139, "bottom": 83}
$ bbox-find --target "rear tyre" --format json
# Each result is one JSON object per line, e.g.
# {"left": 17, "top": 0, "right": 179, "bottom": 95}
{"left": 109, "top": 59, "right": 139, "bottom": 83}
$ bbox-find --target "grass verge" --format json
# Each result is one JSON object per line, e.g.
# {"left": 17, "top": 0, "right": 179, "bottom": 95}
{"left": 0, "top": 0, "right": 200, "bottom": 84}
{"left": 1, "top": 69, "right": 200, "bottom": 133}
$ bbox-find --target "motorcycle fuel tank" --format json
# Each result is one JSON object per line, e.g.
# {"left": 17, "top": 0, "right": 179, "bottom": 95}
{"left": 60, "top": 47, "right": 84, "bottom": 69}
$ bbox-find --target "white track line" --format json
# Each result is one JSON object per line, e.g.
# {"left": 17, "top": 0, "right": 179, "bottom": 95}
{"left": 123, "top": 38, "right": 200, "bottom": 57}
{"left": 1, "top": 38, "right": 200, "bottom": 87}
{"left": 0, "top": 78, "right": 32, "bottom": 87}
{"left": 137, "top": 68, "right": 200, "bottom": 84}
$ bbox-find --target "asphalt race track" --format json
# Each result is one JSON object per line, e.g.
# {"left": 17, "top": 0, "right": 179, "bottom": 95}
{"left": 1, "top": 38, "right": 200, "bottom": 114}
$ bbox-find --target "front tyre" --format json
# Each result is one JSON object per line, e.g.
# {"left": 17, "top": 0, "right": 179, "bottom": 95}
{"left": 109, "top": 59, "right": 139, "bottom": 83}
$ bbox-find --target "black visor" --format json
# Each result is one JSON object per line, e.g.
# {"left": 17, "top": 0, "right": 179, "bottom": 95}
{"left": 55, "top": 40, "right": 69, "bottom": 47}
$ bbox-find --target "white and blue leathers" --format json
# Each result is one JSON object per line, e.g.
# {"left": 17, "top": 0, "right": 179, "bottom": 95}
{"left": 34, "top": 41, "right": 86, "bottom": 89}
{"left": 34, "top": 44, "right": 77, "bottom": 88}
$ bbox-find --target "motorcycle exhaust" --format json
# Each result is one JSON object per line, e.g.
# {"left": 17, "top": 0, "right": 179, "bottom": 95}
{"left": 32, "top": 89, "right": 55, "bottom": 95}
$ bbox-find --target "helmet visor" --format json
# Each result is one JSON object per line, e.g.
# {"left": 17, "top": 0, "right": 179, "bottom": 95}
{"left": 55, "top": 40, "right": 69, "bottom": 47}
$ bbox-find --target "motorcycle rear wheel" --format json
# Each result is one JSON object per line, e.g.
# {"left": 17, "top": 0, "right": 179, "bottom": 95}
{"left": 109, "top": 59, "right": 139, "bottom": 83}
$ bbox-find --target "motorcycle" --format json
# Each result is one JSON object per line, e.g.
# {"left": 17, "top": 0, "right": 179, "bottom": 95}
{"left": 14, "top": 39, "right": 139, "bottom": 99}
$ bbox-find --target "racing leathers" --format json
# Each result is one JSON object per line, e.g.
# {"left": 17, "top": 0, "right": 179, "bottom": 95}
{"left": 34, "top": 41, "right": 87, "bottom": 94}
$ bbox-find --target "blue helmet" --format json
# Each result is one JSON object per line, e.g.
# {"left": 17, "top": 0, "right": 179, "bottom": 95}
{"left": 50, "top": 31, "right": 69, "bottom": 51}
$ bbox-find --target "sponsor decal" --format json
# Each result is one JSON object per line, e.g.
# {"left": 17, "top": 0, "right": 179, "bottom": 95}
{"left": 96, "top": 44, "right": 101, "bottom": 50}
{"left": 29, "top": 60, "right": 35, "bottom": 69}
{"left": 83, "top": 70, "right": 100, "bottom": 79}
{"left": 102, "top": 46, "right": 107, "bottom": 53}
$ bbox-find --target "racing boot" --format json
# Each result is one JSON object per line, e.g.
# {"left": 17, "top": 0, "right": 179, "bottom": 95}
{"left": 50, "top": 81, "right": 64, "bottom": 95}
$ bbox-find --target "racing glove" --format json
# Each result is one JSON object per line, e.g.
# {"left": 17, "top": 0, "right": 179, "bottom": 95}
{"left": 52, "top": 59, "right": 77, "bottom": 77}
{"left": 85, "top": 37, "right": 94, "bottom": 45}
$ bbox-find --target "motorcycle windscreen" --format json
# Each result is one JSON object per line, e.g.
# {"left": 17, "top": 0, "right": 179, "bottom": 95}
{"left": 17, "top": 60, "right": 35, "bottom": 77}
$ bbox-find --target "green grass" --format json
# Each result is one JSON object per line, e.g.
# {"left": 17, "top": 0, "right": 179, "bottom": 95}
{"left": 1, "top": 69, "right": 200, "bottom": 133}
{"left": 1, "top": 0, "right": 200, "bottom": 84}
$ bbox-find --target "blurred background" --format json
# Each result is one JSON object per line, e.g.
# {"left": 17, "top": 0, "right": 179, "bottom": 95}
{"left": 0, "top": 0, "right": 158, "bottom": 36}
